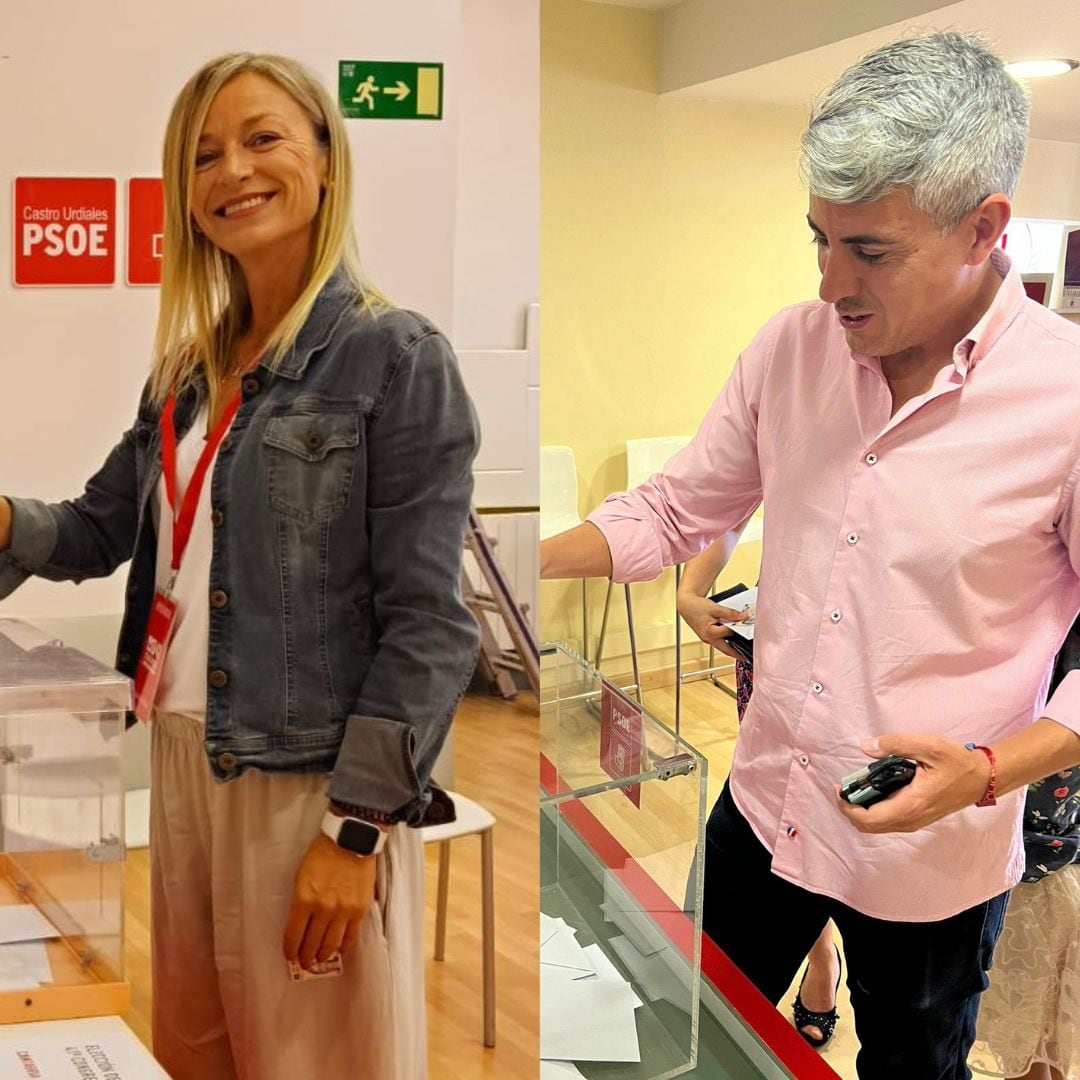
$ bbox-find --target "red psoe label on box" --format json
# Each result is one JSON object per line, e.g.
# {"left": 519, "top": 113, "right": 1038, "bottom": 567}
{"left": 127, "top": 177, "right": 164, "bottom": 286}
{"left": 14, "top": 177, "right": 116, "bottom": 286}
{"left": 600, "top": 681, "right": 644, "bottom": 808}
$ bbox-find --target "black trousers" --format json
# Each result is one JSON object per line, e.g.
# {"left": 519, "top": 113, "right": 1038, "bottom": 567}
{"left": 703, "top": 782, "right": 1008, "bottom": 1080}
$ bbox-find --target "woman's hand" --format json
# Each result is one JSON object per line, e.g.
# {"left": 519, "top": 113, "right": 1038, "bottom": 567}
{"left": 283, "top": 833, "right": 378, "bottom": 969}
{"left": 677, "top": 591, "right": 747, "bottom": 659}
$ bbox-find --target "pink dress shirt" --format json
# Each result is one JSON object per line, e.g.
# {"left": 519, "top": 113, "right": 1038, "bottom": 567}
{"left": 588, "top": 250, "right": 1080, "bottom": 921}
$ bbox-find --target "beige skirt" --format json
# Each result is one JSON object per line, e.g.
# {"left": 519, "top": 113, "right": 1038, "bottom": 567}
{"left": 148, "top": 711, "right": 427, "bottom": 1080}
{"left": 970, "top": 864, "right": 1080, "bottom": 1080}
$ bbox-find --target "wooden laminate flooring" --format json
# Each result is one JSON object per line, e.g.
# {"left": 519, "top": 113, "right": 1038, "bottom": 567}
{"left": 121, "top": 689, "right": 539, "bottom": 1078}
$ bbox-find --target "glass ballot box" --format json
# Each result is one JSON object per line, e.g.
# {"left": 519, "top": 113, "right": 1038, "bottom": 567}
{"left": 541, "top": 643, "right": 840, "bottom": 1080}
{"left": 0, "top": 618, "right": 129, "bottom": 1022}
{"left": 540, "top": 642, "right": 708, "bottom": 1079}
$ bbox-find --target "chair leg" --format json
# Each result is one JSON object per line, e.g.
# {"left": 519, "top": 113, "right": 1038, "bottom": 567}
{"left": 624, "top": 584, "right": 642, "bottom": 703}
{"left": 594, "top": 580, "right": 613, "bottom": 670}
{"left": 674, "top": 564, "right": 683, "bottom": 736}
{"left": 581, "top": 579, "right": 590, "bottom": 664}
{"left": 481, "top": 828, "right": 496, "bottom": 1048}
{"left": 434, "top": 840, "right": 451, "bottom": 962}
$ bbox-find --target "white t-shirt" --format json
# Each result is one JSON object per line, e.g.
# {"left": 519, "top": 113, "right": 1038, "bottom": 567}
{"left": 151, "top": 406, "right": 222, "bottom": 720}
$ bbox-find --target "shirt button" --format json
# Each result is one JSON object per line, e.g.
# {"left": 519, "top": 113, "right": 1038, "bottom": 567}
{"left": 217, "top": 752, "right": 237, "bottom": 771}
{"left": 211, "top": 509, "right": 224, "bottom": 528}
{"left": 866, "top": 452, "right": 878, "bottom": 466}
{"left": 210, "top": 589, "right": 228, "bottom": 609}
{"left": 830, "top": 609, "right": 842, "bottom": 623}
{"left": 811, "top": 681, "right": 824, "bottom": 694}
{"left": 208, "top": 669, "right": 229, "bottom": 689}
{"left": 241, "top": 377, "right": 260, "bottom": 397}
{"left": 847, "top": 532, "right": 859, "bottom": 545}
{"left": 798, "top": 754, "right": 810, "bottom": 768}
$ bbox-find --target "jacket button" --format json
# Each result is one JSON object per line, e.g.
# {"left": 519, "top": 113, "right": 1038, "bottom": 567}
{"left": 211, "top": 509, "right": 224, "bottom": 528}
{"left": 210, "top": 589, "right": 228, "bottom": 609}
{"left": 305, "top": 432, "right": 321, "bottom": 452}
{"left": 217, "top": 752, "right": 237, "bottom": 771}
{"left": 220, "top": 435, "right": 234, "bottom": 453}
{"left": 241, "top": 377, "right": 260, "bottom": 397}
{"left": 208, "top": 669, "right": 228, "bottom": 689}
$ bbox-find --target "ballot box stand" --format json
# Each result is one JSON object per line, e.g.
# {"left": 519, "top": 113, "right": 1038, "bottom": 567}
{"left": 0, "top": 619, "right": 129, "bottom": 1023}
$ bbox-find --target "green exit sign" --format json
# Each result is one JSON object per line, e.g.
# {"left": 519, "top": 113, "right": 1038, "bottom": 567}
{"left": 339, "top": 61, "right": 444, "bottom": 121}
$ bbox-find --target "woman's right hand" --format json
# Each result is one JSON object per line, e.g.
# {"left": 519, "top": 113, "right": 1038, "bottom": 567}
{"left": 677, "top": 592, "right": 747, "bottom": 658}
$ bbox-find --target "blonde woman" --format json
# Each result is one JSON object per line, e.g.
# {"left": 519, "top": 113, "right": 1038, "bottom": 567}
{"left": 0, "top": 54, "right": 479, "bottom": 1080}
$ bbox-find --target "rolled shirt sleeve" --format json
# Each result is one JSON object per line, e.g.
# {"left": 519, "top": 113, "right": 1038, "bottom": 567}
{"left": 587, "top": 320, "right": 772, "bottom": 584}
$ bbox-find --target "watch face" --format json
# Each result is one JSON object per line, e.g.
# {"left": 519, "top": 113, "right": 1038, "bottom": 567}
{"left": 338, "top": 818, "right": 380, "bottom": 856}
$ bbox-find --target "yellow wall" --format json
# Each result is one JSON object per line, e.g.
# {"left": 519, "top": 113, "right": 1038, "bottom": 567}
{"left": 540, "top": 0, "right": 821, "bottom": 664}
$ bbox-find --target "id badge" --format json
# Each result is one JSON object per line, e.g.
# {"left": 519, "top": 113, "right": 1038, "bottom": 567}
{"left": 133, "top": 590, "right": 178, "bottom": 723}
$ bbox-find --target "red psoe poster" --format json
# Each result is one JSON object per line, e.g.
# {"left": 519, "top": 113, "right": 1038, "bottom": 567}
{"left": 14, "top": 177, "right": 116, "bottom": 286}
{"left": 127, "top": 178, "right": 164, "bottom": 286}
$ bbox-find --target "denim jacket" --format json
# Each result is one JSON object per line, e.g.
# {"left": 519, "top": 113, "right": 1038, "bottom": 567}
{"left": 0, "top": 273, "right": 481, "bottom": 825}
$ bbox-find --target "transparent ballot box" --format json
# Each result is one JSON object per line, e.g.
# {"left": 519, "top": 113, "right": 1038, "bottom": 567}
{"left": 0, "top": 619, "right": 129, "bottom": 1022}
{"left": 540, "top": 643, "right": 707, "bottom": 1079}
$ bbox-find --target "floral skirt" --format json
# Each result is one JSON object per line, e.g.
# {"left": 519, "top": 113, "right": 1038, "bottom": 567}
{"left": 969, "top": 864, "right": 1080, "bottom": 1079}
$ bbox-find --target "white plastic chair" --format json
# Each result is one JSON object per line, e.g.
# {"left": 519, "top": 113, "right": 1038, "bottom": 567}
{"left": 540, "top": 445, "right": 591, "bottom": 657}
{"left": 422, "top": 791, "right": 497, "bottom": 1047}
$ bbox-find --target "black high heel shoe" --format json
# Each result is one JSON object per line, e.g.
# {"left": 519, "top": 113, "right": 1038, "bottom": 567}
{"left": 792, "top": 945, "right": 842, "bottom": 1050}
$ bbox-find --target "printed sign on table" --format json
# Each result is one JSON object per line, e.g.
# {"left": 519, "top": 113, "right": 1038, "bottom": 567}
{"left": 600, "top": 680, "right": 644, "bottom": 808}
{"left": 14, "top": 177, "right": 116, "bottom": 286}
{"left": 127, "top": 178, "right": 164, "bottom": 286}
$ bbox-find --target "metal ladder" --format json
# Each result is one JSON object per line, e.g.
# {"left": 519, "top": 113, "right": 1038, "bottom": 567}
{"left": 462, "top": 510, "right": 540, "bottom": 697}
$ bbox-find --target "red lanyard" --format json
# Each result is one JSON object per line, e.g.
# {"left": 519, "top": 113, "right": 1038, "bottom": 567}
{"left": 159, "top": 391, "right": 243, "bottom": 584}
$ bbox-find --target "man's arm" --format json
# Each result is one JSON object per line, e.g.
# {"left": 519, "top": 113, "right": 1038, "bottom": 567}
{"left": 540, "top": 522, "right": 613, "bottom": 580}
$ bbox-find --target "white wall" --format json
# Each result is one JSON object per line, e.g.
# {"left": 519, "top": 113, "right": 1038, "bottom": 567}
{"left": 1012, "top": 139, "right": 1080, "bottom": 222}
{"left": 0, "top": 0, "right": 539, "bottom": 622}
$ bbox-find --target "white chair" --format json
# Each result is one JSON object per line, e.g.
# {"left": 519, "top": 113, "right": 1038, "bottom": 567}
{"left": 422, "top": 791, "right": 497, "bottom": 1047}
{"left": 540, "top": 445, "right": 591, "bottom": 657}
{"left": 594, "top": 437, "right": 692, "bottom": 709}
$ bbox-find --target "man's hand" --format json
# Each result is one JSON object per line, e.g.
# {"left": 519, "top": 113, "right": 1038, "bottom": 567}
{"left": 836, "top": 734, "right": 992, "bottom": 834}
{"left": 677, "top": 592, "right": 747, "bottom": 659}
{"left": 283, "top": 833, "right": 378, "bottom": 969}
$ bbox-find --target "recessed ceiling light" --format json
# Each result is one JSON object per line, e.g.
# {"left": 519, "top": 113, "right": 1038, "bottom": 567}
{"left": 1006, "top": 58, "right": 1080, "bottom": 78}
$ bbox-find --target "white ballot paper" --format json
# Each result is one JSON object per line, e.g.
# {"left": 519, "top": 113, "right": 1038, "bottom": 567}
{"left": 0, "top": 904, "right": 61, "bottom": 945}
{"left": 718, "top": 586, "right": 758, "bottom": 640}
{"left": 541, "top": 963, "right": 642, "bottom": 1062}
{"left": 0, "top": 941, "right": 52, "bottom": 990}
{"left": 541, "top": 1060, "right": 586, "bottom": 1079}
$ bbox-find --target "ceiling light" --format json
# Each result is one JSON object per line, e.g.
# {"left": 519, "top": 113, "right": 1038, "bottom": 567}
{"left": 1006, "top": 58, "right": 1079, "bottom": 78}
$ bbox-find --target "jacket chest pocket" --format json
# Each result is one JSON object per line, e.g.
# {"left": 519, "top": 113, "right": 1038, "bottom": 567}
{"left": 263, "top": 412, "right": 360, "bottom": 524}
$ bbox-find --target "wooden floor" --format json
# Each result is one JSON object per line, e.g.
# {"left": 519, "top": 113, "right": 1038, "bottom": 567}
{"left": 121, "top": 689, "right": 539, "bottom": 1078}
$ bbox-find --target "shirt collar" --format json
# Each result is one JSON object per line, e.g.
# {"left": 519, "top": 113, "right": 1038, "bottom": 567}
{"left": 960, "top": 247, "right": 1024, "bottom": 374}
{"left": 268, "top": 267, "right": 359, "bottom": 380}
{"left": 846, "top": 247, "right": 1023, "bottom": 378}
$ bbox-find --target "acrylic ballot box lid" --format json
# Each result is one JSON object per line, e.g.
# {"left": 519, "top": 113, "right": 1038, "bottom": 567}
{"left": 0, "top": 620, "right": 131, "bottom": 715}
{"left": 540, "top": 643, "right": 707, "bottom": 1080}
{"left": 0, "top": 618, "right": 129, "bottom": 1024}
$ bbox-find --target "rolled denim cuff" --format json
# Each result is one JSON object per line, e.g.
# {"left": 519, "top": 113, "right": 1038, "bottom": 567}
{"left": 0, "top": 498, "right": 58, "bottom": 599}
{"left": 328, "top": 713, "right": 426, "bottom": 825}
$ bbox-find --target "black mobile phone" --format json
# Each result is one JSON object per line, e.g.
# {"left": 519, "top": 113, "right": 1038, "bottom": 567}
{"left": 839, "top": 755, "right": 917, "bottom": 808}
{"left": 708, "top": 583, "right": 754, "bottom": 665}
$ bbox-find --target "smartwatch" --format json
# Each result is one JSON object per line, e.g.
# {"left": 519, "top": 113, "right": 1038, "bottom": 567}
{"left": 321, "top": 810, "right": 388, "bottom": 856}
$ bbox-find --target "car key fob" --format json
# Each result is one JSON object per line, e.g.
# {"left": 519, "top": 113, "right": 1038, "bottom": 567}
{"left": 839, "top": 754, "right": 917, "bottom": 808}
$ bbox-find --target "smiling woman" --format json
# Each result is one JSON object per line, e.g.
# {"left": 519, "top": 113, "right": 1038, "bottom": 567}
{"left": 0, "top": 51, "right": 480, "bottom": 1080}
